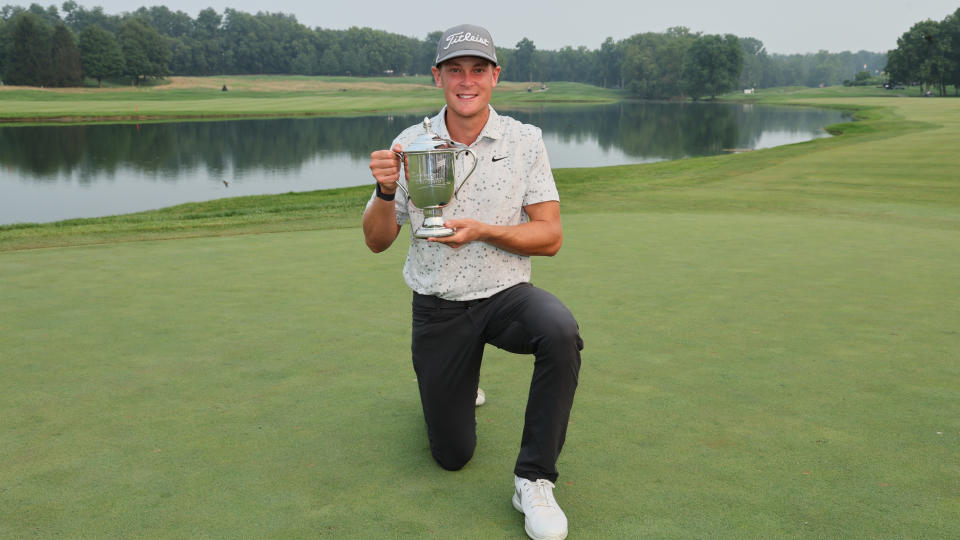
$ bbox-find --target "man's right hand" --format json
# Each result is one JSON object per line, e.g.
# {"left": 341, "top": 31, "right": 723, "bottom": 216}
{"left": 369, "top": 144, "right": 405, "bottom": 194}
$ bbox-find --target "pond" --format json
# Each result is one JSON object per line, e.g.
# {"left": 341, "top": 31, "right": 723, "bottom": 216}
{"left": 0, "top": 102, "right": 849, "bottom": 225}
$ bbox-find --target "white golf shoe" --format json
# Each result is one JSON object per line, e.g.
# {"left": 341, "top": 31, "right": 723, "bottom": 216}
{"left": 512, "top": 476, "right": 568, "bottom": 540}
{"left": 475, "top": 388, "right": 486, "bottom": 407}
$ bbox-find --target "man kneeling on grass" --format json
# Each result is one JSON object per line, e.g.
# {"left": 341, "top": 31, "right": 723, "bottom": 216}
{"left": 362, "top": 24, "right": 583, "bottom": 540}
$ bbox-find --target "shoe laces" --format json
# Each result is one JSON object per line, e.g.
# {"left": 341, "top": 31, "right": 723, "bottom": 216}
{"left": 522, "top": 479, "right": 558, "bottom": 509}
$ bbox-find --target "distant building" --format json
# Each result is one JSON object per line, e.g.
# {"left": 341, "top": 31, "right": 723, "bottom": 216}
{"left": 743, "top": 88, "right": 755, "bottom": 95}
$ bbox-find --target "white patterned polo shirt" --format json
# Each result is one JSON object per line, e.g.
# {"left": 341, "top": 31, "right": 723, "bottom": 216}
{"left": 366, "top": 106, "right": 559, "bottom": 301}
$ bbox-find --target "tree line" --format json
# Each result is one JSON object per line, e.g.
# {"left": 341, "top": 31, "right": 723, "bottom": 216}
{"left": 1, "top": 2, "right": 888, "bottom": 99}
{"left": 886, "top": 7, "right": 960, "bottom": 96}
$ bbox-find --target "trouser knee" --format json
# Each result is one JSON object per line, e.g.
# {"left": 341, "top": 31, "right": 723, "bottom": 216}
{"left": 431, "top": 438, "right": 475, "bottom": 471}
{"left": 540, "top": 307, "right": 584, "bottom": 356}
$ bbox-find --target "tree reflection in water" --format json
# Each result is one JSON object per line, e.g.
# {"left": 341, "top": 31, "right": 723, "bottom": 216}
{"left": 0, "top": 103, "right": 847, "bottom": 224}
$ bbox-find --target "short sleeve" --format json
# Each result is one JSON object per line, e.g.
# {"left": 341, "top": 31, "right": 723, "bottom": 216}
{"left": 522, "top": 131, "right": 559, "bottom": 207}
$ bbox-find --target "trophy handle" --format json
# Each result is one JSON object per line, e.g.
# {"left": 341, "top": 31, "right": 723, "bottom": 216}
{"left": 390, "top": 150, "right": 410, "bottom": 197}
{"left": 453, "top": 148, "right": 478, "bottom": 198}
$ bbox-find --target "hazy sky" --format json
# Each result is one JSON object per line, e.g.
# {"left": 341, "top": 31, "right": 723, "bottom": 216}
{"left": 80, "top": 0, "right": 958, "bottom": 54}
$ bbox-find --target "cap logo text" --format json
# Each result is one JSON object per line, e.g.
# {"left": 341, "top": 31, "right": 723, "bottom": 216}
{"left": 443, "top": 31, "right": 490, "bottom": 50}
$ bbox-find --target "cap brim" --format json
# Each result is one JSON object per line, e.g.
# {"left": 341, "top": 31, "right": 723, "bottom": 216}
{"left": 436, "top": 50, "right": 498, "bottom": 66}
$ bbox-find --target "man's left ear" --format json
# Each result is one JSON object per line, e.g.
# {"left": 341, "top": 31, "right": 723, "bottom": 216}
{"left": 492, "top": 65, "right": 501, "bottom": 86}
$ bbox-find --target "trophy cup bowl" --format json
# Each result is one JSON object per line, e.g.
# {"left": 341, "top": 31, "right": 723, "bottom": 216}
{"left": 394, "top": 118, "right": 478, "bottom": 239}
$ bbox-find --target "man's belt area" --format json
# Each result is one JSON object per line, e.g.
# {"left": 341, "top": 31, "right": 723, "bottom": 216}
{"left": 413, "top": 291, "right": 488, "bottom": 309}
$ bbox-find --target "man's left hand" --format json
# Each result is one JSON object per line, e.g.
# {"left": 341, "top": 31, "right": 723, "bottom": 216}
{"left": 427, "top": 218, "right": 485, "bottom": 249}
{"left": 425, "top": 202, "right": 562, "bottom": 256}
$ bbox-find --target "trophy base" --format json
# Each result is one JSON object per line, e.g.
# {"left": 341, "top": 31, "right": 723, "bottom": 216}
{"left": 414, "top": 226, "right": 454, "bottom": 239}
{"left": 414, "top": 214, "right": 454, "bottom": 239}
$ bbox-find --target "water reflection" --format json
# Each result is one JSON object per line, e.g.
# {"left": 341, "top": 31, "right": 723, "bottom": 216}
{"left": 0, "top": 103, "right": 848, "bottom": 224}
{"left": 511, "top": 102, "right": 843, "bottom": 163}
{"left": 0, "top": 116, "right": 401, "bottom": 180}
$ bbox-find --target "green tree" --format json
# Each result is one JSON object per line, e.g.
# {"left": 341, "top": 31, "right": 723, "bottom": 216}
{"left": 118, "top": 17, "right": 170, "bottom": 84}
{"left": 887, "top": 19, "right": 950, "bottom": 95}
{"left": 165, "top": 35, "right": 192, "bottom": 74}
{"left": 851, "top": 70, "right": 873, "bottom": 85}
{"left": 27, "top": 2, "right": 61, "bottom": 27}
{"left": 621, "top": 28, "right": 695, "bottom": 99}
{"left": 134, "top": 6, "right": 192, "bottom": 38}
{"left": 513, "top": 37, "right": 536, "bottom": 82}
{"left": 333, "top": 26, "right": 408, "bottom": 76}
{"left": 194, "top": 7, "right": 221, "bottom": 36}
{"left": 290, "top": 35, "right": 317, "bottom": 75}
{"left": 884, "top": 46, "right": 909, "bottom": 85}
{"left": 61, "top": 2, "right": 118, "bottom": 34}
{"left": 315, "top": 31, "right": 341, "bottom": 75}
{"left": 385, "top": 32, "right": 415, "bottom": 74}
{"left": 61, "top": 0, "right": 77, "bottom": 20}
{"left": 945, "top": 8, "right": 960, "bottom": 93}
{"left": 3, "top": 12, "right": 54, "bottom": 86}
{"left": 220, "top": 9, "right": 267, "bottom": 73}
{"left": 620, "top": 36, "right": 657, "bottom": 96}
{"left": 806, "top": 50, "right": 842, "bottom": 87}
{"left": 190, "top": 8, "right": 223, "bottom": 75}
{"left": 220, "top": 10, "right": 313, "bottom": 74}
{"left": 0, "top": 17, "right": 7, "bottom": 79}
{"left": 597, "top": 37, "right": 623, "bottom": 88}
{"left": 681, "top": 34, "right": 743, "bottom": 100}
{"left": 413, "top": 30, "right": 441, "bottom": 74}
{"left": 549, "top": 45, "right": 594, "bottom": 83}
{"left": 738, "top": 36, "right": 768, "bottom": 89}
{"left": 50, "top": 23, "right": 81, "bottom": 86}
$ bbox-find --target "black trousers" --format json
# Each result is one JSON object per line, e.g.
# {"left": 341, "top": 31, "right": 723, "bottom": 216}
{"left": 411, "top": 282, "right": 583, "bottom": 482}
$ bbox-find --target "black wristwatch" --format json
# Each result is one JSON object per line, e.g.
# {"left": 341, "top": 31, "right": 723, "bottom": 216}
{"left": 375, "top": 182, "right": 396, "bottom": 201}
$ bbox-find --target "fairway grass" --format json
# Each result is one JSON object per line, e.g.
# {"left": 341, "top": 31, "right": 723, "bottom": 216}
{"left": 1, "top": 89, "right": 958, "bottom": 537}
{"left": 1, "top": 214, "right": 956, "bottom": 538}
{"left": 0, "top": 75, "right": 621, "bottom": 124}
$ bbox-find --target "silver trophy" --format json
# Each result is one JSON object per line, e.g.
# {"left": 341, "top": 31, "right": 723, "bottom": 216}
{"left": 394, "top": 118, "right": 478, "bottom": 238}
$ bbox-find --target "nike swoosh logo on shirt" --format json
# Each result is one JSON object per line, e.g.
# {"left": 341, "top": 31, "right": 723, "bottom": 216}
{"left": 492, "top": 156, "right": 508, "bottom": 162}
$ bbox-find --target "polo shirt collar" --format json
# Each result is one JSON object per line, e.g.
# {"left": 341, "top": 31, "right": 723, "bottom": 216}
{"left": 433, "top": 105, "right": 504, "bottom": 144}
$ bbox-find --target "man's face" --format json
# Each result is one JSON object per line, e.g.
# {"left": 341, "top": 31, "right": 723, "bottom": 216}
{"left": 431, "top": 57, "right": 501, "bottom": 123}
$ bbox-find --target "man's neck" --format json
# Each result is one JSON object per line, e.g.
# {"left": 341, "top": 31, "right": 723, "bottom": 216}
{"left": 444, "top": 106, "right": 490, "bottom": 146}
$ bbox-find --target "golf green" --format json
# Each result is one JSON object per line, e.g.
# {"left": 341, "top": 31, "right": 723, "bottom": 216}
{"left": 1, "top": 210, "right": 956, "bottom": 537}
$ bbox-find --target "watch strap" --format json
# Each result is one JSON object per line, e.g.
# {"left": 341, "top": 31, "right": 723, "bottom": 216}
{"left": 375, "top": 182, "right": 396, "bottom": 201}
